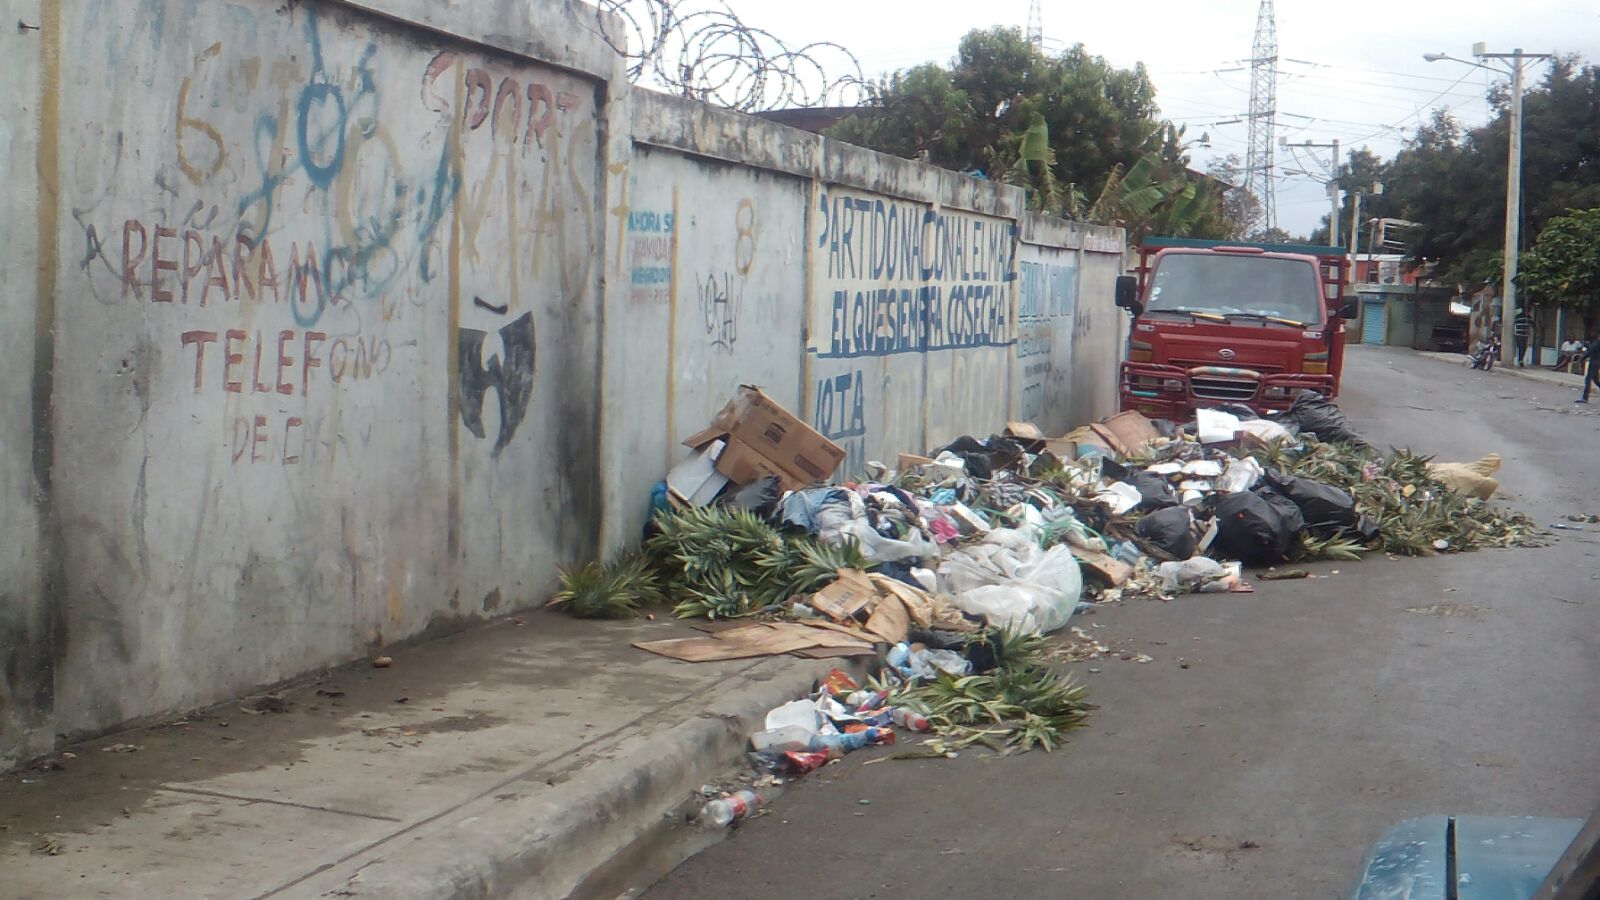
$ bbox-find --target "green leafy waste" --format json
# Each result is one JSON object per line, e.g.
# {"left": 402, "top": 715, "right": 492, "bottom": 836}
{"left": 547, "top": 554, "right": 664, "bottom": 619}
{"left": 644, "top": 506, "right": 870, "bottom": 620}
{"left": 890, "top": 630, "right": 1095, "bottom": 754}
{"left": 1248, "top": 438, "right": 1543, "bottom": 559}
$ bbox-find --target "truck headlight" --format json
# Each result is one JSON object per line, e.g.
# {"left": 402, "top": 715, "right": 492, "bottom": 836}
{"left": 1263, "top": 386, "right": 1290, "bottom": 400}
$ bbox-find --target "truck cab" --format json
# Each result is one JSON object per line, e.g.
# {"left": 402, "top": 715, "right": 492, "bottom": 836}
{"left": 1115, "top": 238, "right": 1359, "bottom": 421}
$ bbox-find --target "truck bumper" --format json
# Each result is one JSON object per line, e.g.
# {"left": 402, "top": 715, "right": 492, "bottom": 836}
{"left": 1119, "top": 363, "right": 1335, "bottom": 420}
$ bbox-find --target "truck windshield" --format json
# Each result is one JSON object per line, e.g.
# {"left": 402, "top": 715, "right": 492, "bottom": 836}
{"left": 1146, "top": 254, "right": 1322, "bottom": 325}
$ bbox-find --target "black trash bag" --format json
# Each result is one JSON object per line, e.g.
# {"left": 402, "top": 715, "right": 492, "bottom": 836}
{"left": 931, "top": 435, "right": 1028, "bottom": 480}
{"left": 933, "top": 435, "right": 996, "bottom": 479}
{"left": 1151, "top": 418, "right": 1181, "bottom": 438}
{"left": 1136, "top": 506, "right": 1196, "bottom": 560}
{"left": 1126, "top": 470, "right": 1179, "bottom": 510}
{"left": 1264, "top": 470, "right": 1364, "bottom": 537}
{"left": 1211, "top": 490, "right": 1301, "bottom": 565}
{"left": 719, "top": 475, "right": 783, "bottom": 517}
{"left": 1256, "top": 486, "right": 1307, "bottom": 535}
{"left": 1276, "top": 391, "right": 1368, "bottom": 447}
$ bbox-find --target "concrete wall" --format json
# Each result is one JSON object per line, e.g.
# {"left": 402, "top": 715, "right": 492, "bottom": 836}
{"left": 4, "top": 0, "right": 1125, "bottom": 767}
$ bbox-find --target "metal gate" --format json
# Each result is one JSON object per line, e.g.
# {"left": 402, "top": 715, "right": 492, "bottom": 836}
{"left": 1361, "top": 299, "right": 1386, "bottom": 344}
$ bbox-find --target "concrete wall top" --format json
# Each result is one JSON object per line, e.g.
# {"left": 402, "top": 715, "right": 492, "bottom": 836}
{"left": 632, "top": 91, "right": 1025, "bottom": 219}
{"left": 1020, "top": 212, "right": 1124, "bottom": 255}
{"left": 335, "top": 0, "right": 625, "bottom": 81}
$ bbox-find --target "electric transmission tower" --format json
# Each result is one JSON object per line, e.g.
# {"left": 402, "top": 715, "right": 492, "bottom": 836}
{"left": 1245, "top": 0, "right": 1278, "bottom": 235}
{"left": 1026, "top": 0, "right": 1043, "bottom": 50}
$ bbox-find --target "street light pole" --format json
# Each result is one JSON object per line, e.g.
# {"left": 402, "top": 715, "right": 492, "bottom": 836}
{"left": 1427, "top": 45, "right": 1552, "bottom": 363}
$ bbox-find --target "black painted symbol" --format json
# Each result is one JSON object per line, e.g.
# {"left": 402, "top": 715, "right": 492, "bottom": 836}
{"left": 458, "top": 311, "right": 535, "bottom": 456}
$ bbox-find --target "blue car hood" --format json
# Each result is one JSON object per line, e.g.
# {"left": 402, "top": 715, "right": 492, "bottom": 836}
{"left": 1353, "top": 815, "right": 1584, "bottom": 900}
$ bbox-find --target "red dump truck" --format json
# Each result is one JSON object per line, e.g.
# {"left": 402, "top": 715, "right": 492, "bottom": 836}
{"left": 1115, "top": 237, "right": 1358, "bottom": 421}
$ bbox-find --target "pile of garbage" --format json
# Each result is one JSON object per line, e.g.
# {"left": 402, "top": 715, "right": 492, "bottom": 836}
{"left": 630, "top": 387, "right": 1536, "bottom": 614}
{"left": 603, "top": 386, "right": 1545, "bottom": 825}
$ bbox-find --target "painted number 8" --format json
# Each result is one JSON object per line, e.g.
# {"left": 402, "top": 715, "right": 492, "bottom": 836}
{"left": 734, "top": 199, "right": 756, "bottom": 275}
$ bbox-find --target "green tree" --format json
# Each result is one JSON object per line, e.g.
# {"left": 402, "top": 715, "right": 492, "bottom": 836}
{"left": 1517, "top": 208, "right": 1600, "bottom": 313}
{"left": 1377, "top": 61, "right": 1600, "bottom": 286}
{"left": 829, "top": 27, "right": 1225, "bottom": 239}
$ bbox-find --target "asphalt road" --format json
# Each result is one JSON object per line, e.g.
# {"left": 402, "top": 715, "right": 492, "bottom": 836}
{"left": 642, "top": 345, "right": 1600, "bottom": 900}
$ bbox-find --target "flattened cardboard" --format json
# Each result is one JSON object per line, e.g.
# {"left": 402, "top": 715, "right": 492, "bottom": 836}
{"left": 863, "top": 593, "right": 910, "bottom": 644}
{"left": 632, "top": 636, "right": 774, "bottom": 662}
{"left": 794, "top": 646, "right": 879, "bottom": 659}
{"left": 809, "top": 569, "right": 877, "bottom": 622}
{"left": 1069, "top": 547, "right": 1133, "bottom": 586}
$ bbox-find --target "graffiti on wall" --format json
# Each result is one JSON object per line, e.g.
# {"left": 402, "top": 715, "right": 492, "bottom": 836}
{"left": 809, "top": 188, "right": 1016, "bottom": 469}
{"left": 1016, "top": 256, "right": 1078, "bottom": 423}
{"left": 73, "top": 7, "right": 596, "bottom": 467}
{"left": 459, "top": 312, "right": 536, "bottom": 455}
{"left": 813, "top": 191, "right": 1016, "bottom": 359}
{"left": 697, "top": 272, "right": 742, "bottom": 352}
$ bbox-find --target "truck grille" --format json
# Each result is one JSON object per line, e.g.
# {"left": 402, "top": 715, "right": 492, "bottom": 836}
{"left": 1191, "top": 375, "right": 1259, "bottom": 402}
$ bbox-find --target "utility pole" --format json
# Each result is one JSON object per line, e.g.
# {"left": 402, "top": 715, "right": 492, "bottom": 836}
{"left": 1282, "top": 137, "right": 1341, "bottom": 243}
{"left": 1426, "top": 45, "right": 1552, "bottom": 363}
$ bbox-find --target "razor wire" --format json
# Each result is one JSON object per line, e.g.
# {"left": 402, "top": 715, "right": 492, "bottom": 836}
{"left": 593, "top": 0, "right": 866, "bottom": 112}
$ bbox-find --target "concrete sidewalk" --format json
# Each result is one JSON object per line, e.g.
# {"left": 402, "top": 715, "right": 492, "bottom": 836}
{"left": 1415, "top": 351, "right": 1589, "bottom": 392}
{"left": 0, "top": 612, "right": 859, "bottom": 899}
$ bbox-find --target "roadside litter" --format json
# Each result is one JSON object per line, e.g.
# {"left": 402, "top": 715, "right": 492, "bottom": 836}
{"left": 576, "top": 385, "right": 1542, "bottom": 643}
{"left": 618, "top": 384, "right": 1545, "bottom": 825}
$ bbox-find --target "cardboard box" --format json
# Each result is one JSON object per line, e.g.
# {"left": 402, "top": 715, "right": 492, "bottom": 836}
{"left": 1098, "top": 410, "right": 1161, "bottom": 453}
{"left": 1058, "top": 426, "right": 1114, "bottom": 458}
{"left": 666, "top": 439, "right": 731, "bottom": 506}
{"left": 683, "top": 386, "right": 846, "bottom": 490}
{"left": 897, "top": 453, "right": 937, "bottom": 472}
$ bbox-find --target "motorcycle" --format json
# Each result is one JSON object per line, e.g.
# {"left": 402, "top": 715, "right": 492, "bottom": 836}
{"left": 1466, "top": 334, "right": 1501, "bottom": 371}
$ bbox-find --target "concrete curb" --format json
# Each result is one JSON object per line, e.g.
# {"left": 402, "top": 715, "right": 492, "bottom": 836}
{"left": 281, "top": 654, "right": 871, "bottom": 900}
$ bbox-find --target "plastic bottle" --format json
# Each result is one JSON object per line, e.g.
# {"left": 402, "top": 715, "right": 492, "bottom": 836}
{"left": 887, "top": 643, "right": 911, "bottom": 669}
{"left": 805, "top": 727, "right": 894, "bottom": 754}
{"left": 701, "top": 789, "right": 762, "bottom": 827}
{"left": 890, "top": 708, "right": 930, "bottom": 732}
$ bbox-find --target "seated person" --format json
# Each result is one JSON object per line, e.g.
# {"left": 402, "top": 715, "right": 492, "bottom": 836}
{"left": 1556, "top": 338, "right": 1586, "bottom": 371}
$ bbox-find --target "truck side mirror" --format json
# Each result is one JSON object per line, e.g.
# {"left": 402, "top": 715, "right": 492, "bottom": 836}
{"left": 1115, "top": 275, "right": 1143, "bottom": 316}
{"left": 1338, "top": 296, "right": 1359, "bottom": 319}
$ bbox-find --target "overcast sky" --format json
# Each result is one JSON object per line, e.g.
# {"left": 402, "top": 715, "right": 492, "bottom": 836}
{"left": 705, "top": 0, "right": 1600, "bottom": 236}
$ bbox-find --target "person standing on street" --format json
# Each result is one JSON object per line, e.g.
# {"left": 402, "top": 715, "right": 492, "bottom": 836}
{"left": 1578, "top": 330, "right": 1600, "bottom": 404}
{"left": 1513, "top": 307, "right": 1534, "bottom": 366}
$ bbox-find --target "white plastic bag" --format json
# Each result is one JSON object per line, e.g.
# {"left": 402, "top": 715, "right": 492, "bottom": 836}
{"left": 936, "top": 528, "right": 1083, "bottom": 634}
{"left": 1156, "top": 557, "right": 1243, "bottom": 594}
{"left": 1196, "top": 409, "right": 1243, "bottom": 444}
{"left": 1093, "top": 482, "right": 1141, "bottom": 515}
{"left": 1218, "top": 457, "right": 1264, "bottom": 493}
